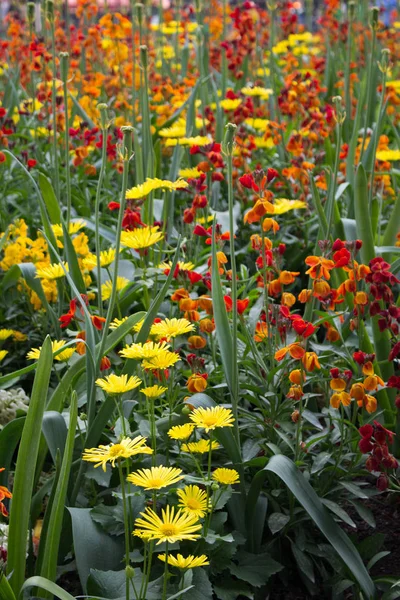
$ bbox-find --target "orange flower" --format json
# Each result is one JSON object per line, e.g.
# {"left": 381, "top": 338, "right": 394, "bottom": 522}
{"left": 0, "top": 469, "right": 12, "bottom": 517}
{"left": 287, "top": 384, "right": 303, "bottom": 401}
{"left": 187, "top": 373, "right": 208, "bottom": 393}
{"left": 244, "top": 198, "right": 275, "bottom": 224}
{"left": 279, "top": 270, "right": 300, "bottom": 285}
{"left": 197, "top": 295, "right": 213, "bottom": 314}
{"left": 254, "top": 321, "right": 268, "bottom": 342}
{"left": 305, "top": 256, "right": 335, "bottom": 280}
{"left": 312, "top": 279, "right": 331, "bottom": 298}
{"left": 76, "top": 331, "right": 86, "bottom": 355}
{"left": 302, "top": 352, "right": 321, "bottom": 371}
{"left": 281, "top": 293, "right": 296, "bottom": 307}
{"left": 326, "top": 325, "right": 340, "bottom": 342}
{"left": 354, "top": 291, "right": 368, "bottom": 306}
{"left": 298, "top": 289, "right": 312, "bottom": 303}
{"left": 171, "top": 288, "right": 190, "bottom": 302}
{"left": 275, "top": 343, "right": 305, "bottom": 362}
{"left": 349, "top": 383, "right": 365, "bottom": 401}
{"left": 199, "top": 318, "right": 215, "bottom": 334}
{"left": 289, "top": 369, "right": 304, "bottom": 385}
{"left": 268, "top": 279, "right": 282, "bottom": 296}
{"left": 330, "top": 378, "right": 346, "bottom": 391}
{"left": 180, "top": 298, "right": 198, "bottom": 311}
{"left": 262, "top": 218, "right": 280, "bottom": 233}
{"left": 357, "top": 394, "right": 377, "bottom": 413}
{"left": 330, "top": 392, "right": 351, "bottom": 409}
{"left": 188, "top": 335, "right": 207, "bottom": 350}
{"left": 363, "top": 374, "right": 384, "bottom": 392}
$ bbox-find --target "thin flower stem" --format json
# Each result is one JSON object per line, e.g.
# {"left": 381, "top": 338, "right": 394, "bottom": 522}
{"left": 49, "top": 15, "right": 60, "bottom": 202}
{"left": 162, "top": 541, "right": 169, "bottom": 600}
{"left": 95, "top": 105, "right": 110, "bottom": 316}
{"left": 118, "top": 460, "right": 131, "bottom": 600}
{"left": 60, "top": 53, "right": 72, "bottom": 230}
{"left": 203, "top": 434, "right": 213, "bottom": 537}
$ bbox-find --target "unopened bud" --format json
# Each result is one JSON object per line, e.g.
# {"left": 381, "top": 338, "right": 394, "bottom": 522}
{"left": 46, "top": 0, "right": 54, "bottom": 21}
{"left": 59, "top": 52, "right": 69, "bottom": 81}
{"left": 140, "top": 45, "right": 148, "bottom": 69}
{"left": 378, "top": 48, "right": 390, "bottom": 74}
{"left": 97, "top": 103, "right": 109, "bottom": 130}
{"left": 80, "top": 412, "right": 87, "bottom": 421}
{"left": 27, "top": 2, "right": 35, "bottom": 24}
{"left": 211, "top": 483, "right": 219, "bottom": 491}
{"left": 121, "top": 125, "right": 134, "bottom": 159}
{"left": 370, "top": 6, "right": 379, "bottom": 29}
{"left": 135, "top": 3, "right": 144, "bottom": 25}
{"left": 222, "top": 123, "right": 237, "bottom": 157}
{"left": 348, "top": 1, "right": 355, "bottom": 21}
{"left": 291, "top": 410, "right": 300, "bottom": 423}
{"left": 125, "top": 566, "right": 135, "bottom": 578}
{"left": 181, "top": 405, "right": 191, "bottom": 415}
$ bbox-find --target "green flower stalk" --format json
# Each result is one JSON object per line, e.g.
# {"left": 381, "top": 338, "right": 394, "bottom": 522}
{"left": 222, "top": 123, "right": 239, "bottom": 443}
{"left": 95, "top": 103, "right": 111, "bottom": 316}
{"left": 47, "top": 0, "right": 60, "bottom": 202}
{"left": 97, "top": 126, "right": 134, "bottom": 368}
{"left": 60, "top": 52, "right": 71, "bottom": 230}
{"left": 360, "top": 6, "right": 379, "bottom": 160}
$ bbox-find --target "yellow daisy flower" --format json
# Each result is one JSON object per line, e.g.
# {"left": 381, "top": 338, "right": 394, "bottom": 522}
{"left": 96, "top": 374, "right": 142, "bottom": 395}
{"left": 52, "top": 220, "right": 86, "bottom": 237}
{"left": 133, "top": 505, "right": 201, "bottom": 544}
{"left": 220, "top": 98, "right": 242, "bottom": 111}
{"left": 376, "top": 149, "right": 400, "bottom": 162}
{"left": 0, "top": 350, "right": 8, "bottom": 362}
{"left": 189, "top": 406, "right": 235, "bottom": 432}
{"left": 165, "top": 136, "right": 212, "bottom": 148}
{"left": 125, "top": 178, "right": 188, "bottom": 200}
{"left": 82, "top": 248, "right": 117, "bottom": 271}
{"left": 141, "top": 349, "right": 181, "bottom": 371}
{"left": 241, "top": 86, "right": 272, "bottom": 99}
{"left": 109, "top": 317, "right": 129, "bottom": 329}
{"left": 133, "top": 319, "right": 144, "bottom": 333}
{"left": 27, "top": 340, "right": 74, "bottom": 362}
{"left": 253, "top": 136, "right": 274, "bottom": 149}
{"left": 0, "top": 329, "right": 15, "bottom": 341}
{"left": 244, "top": 117, "right": 271, "bottom": 129}
{"left": 101, "top": 277, "right": 129, "bottom": 301}
{"left": 157, "top": 553, "right": 209, "bottom": 569}
{"left": 178, "top": 167, "right": 202, "bottom": 179}
{"left": 36, "top": 262, "right": 68, "bottom": 280}
{"left": 212, "top": 468, "right": 240, "bottom": 485}
{"left": 150, "top": 318, "right": 194, "bottom": 340}
{"left": 273, "top": 199, "right": 307, "bottom": 215}
{"left": 181, "top": 439, "right": 221, "bottom": 454}
{"left": 82, "top": 436, "right": 153, "bottom": 471}
{"left": 140, "top": 385, "right": 168, "bottom": 399}
{"left": 158, "top": 260, "right": 195, "bottom": 272}
{"left": 167, "top": 424, "right": 195, "bottom": 440}
{"left": 127, "top": 466, "right": 184, "bottom": 490}
{"left": 120, "top": 226, "right": 164, "bottom": 250}
{"left": 177, "top": 485, "right": 210, "bottom": 518}
{"left": 119, "top": 341, "right": 171, "bottom": 360}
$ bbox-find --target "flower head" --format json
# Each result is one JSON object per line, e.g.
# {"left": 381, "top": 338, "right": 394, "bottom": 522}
{"left": 133, "top": 505, "right": 201, "bottom": 544}
{"left": 127, "top": 466, "right": 184, "bottom": 490}
{"left": 96, "top": 374, "right": 142, "bottom": 395}
{"left": 150, "top": 318, "right": 195, "bottom": 340}
{"left": 82, "top": 436, "right": 153, "bottom": 471}
{"left": 36, "top": 262, "right": 68, "bottom": 280}
{"left": 101, "top": 277, "right": 129, "bottom": 301}
{"left": 181, "top": 439, "right": 220, "bottom": 454}
{"left": 212, "top": 468, "right": 240, "bottom": 485}
{"left": 140, "top": 385, "right": 168, "bottom": 399}
{"left": 141, "top": 349, "right": 181, "bottom": 370}
{"left": 126, "top": 178, "right": 188, "bottom": 200}
{"left": 177, "top": 485, "right": 210, "bottom": 518}
{"left": 157, "top": 553, "right": 209, "bottom": 569}
{"left": 167, "top": 424, "right": 195, "bottom": 440}
{"left": 121, "top": 226, "right": 164, "bottom": 250}
{"left": 83, "top": 248, "right": 117, "bottom": 270}
{"left": 27, "top": 340, "right": 75, "bottom": 362}
{"left": 120, "top": 341, "right": 171, "bottom": 360}
{"left": 189, "top": 406, "right": 234, "bottom": 432}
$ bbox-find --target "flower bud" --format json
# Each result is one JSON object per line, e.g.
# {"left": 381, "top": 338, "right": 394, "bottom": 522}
{"left": 27, "top": 2, "right": 35, "bottom": 24}
{"left": 181, "top": 405, "right": 191, "bottom": 415}
{"left": 135, "top": 3, "right": 144, "bottom": 24}
{"left": 46, "top": 0, "right": 54, "bottom": 22}
{"left": 80, "top": 413, "right": 87, "bottom": 421}
{"left": 97, "top": 103, "right": 109, "bottom": 131}
{"left": 59, "top": 52, "right": 69, "bottom": 82}
{"left": 121, "top": 125, "right": 134, "bottom": 159}
{"left": 348, "top": 1, "right": 355, "bottom": 21}
{"left": 140, "top": 45, "right": 148, "bottom": 69}
{"left": 222, "top": 123, "right": 237, "bottom": 157}
{"left": 378, "top": 49, "right": 390, "bottom": 74}
{"left": 125, "top": 566, "right": 135, "bottom": 579}
{"left": 211, "top": 483, "right": 219, "bottom": 491}
{"left": 370, "top": 6, "right": 379, "bottom": 29}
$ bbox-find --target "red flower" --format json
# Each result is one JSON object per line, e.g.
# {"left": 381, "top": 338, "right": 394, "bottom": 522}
{"left": 91, "top": 315, "right": 106, "bottom": 330}
{"left": 108, "top": 201, "right": 120, "bottom": 211}
{"left": 187, "top": 271, "right": 202, "bottom": 284}
{"left": 237, "top": 298, "right": 249, "bottom": 314}
{"left": 333, "top": 248, "right": 351, "bottom": 268}
{"left": 389, "top": 342, "right": 400, "bottom": 362}
{"left": 27, "top": 159, "right": 37, "bottom": 169}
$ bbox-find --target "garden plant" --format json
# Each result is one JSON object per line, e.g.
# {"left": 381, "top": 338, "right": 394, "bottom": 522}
{"left": 0, "top": 0, "right": 399, "bottom": 598}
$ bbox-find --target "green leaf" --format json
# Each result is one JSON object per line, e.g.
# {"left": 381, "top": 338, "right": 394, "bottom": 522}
{"left": 268, "top": 512, "right": 290, "bottom": 535}
{"left": 291, "top": 543, "right": 315, "bottom": 583}
{"left": 263, "top": 455, "right": 375, "bottom": 599}
{"left": 42, "top": 411, "right": 68, "bottom": 465}
{"left": 21, "top": 577, "right": 76, "bottom": 600}
{"left": 354, "top": 163, "right": 375, "bottom": 265}
{"left": 38, "top": 173, "right": 61, "bottom": 224}
{"left": 321, "top": 499, "right": 356, "bottom": 528}
{"left": 187, "top": 569, "right": 213, "bottom": 600}
{"left": 0, "top": 573, "right": 16, "bottom": 600}
{"left": 229, "top": 551, "right": 283, "bottom": 587}
{"left": 39, "top": 393, "right": 78, "bottom": 586}
{"left": 87, "top": 568, "right": 161, "bottom": 600}
{"left": 0, "top": 417, "right": 25, "bottom": 487}
{"left": 90, "top": 503, "right": 125, "bottom": 537}
{"left": 61, "top": 222, "right": 86, "bottom": 294}
{"left": 6, "top": 337, "right": 53, "bottom": 596}
{"left": 67, "top": 508, "right": 124, "bottom": 592}
{"left": 349, "top": 500, "right": 376, "bottom": 528}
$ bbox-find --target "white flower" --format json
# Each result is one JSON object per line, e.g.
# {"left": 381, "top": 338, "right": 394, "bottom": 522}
{"left": 0, "top": 388, "right": 29, "bottom": 426}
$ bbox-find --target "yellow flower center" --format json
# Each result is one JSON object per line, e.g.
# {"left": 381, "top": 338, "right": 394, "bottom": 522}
{"left": 161, "top": 525, "right": 177, "bottom": 536}
{"left": 186, "top": 499, "right": 201, "bottom": 510}
{"left": 108, "top": 444, "right": 124, "bottom": 457}
{"left": 202, "top": 416, "right": 217, "bottom": 427}
{"left": 149, "top": 478, "right": 164, "bottom": 488}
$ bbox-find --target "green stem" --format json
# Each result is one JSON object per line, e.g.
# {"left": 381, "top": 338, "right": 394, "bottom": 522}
{"left": 360, "top": 20, "right": 377, "bottom": 161}
{"left": 60, "top": 53, "right": 72, "bottom": 230}
{"left": 162, "top": 542, "right": 169, "bottom": 600}
{"left": 49, "top": 16, "right": 60, "bottom": 202}
{"left": 118, "top": 460, "right": 131, "bottom": 600}
{"left": 95, "top": 105, "right": 110, "bottom": 316}
{"left": 368, "top": 69, "right": 387, "bottom": 209}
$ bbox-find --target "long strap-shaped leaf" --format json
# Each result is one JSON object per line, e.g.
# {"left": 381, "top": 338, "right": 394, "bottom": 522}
{"left": 39, "top": 393, "right": 78, "bottom": 588}
{"left": 256, "top": 455, "right": 376, "bottom": 599}
{"left": 6, "top": 336, "right": 53, "bottom": 596}
{"left": 21, "top": 577, "right": 76, "bottom": 600}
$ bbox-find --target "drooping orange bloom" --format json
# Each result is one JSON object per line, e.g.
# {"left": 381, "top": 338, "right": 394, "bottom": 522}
{"left": 275, "top": 343, "right": 305, "bottom": 361}
{"left": 305, "top": 256, "right": 335, "bottom": 280}
{"left": 0, "top": 469, "right": 12, "bottom": 517}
